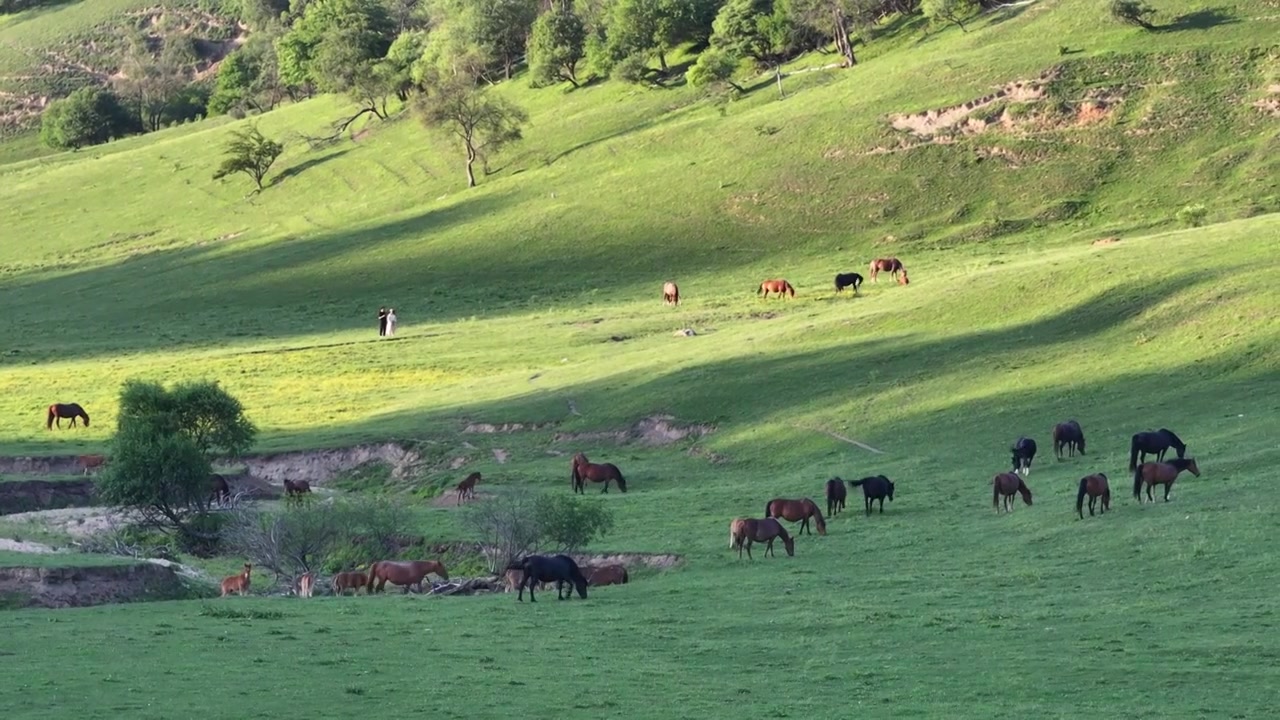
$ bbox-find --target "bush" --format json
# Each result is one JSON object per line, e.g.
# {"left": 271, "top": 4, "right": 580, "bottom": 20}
{"left": 1176, "top": 203, "right": 1208, "bottom": 227}
{"left": 612, "top": 53, "right": 654, "bottom": 84}
{"left": 40, "top": 87, "right": 137, "bottom": 150}
{"left": 533, "top": 494, "right": 614, "bottom": 554}
{"left": 1110, "top": 0, "right": 1157, "bottom": 29}
{"left": 463, "top": 490, "right": 614, "bottom": 573}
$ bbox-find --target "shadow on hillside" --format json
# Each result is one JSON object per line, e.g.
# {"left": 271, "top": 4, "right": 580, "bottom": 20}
{"left": 273, "top": 149, "right": 351, "bottom": 186}
{"left": 1157, "top": 7, "right": 1239, "bottom": 32}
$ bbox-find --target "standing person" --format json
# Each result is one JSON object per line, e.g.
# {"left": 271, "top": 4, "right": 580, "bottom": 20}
{"left": 385, "top": 308, "right": 397, "bottom": 337}
{"left": 377, "top": 307, "right": 388, "bottom": 337}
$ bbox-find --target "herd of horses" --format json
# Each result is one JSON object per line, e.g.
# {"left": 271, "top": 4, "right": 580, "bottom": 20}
{"left": 658, "top": 256, "right": 910, "bottom": 307}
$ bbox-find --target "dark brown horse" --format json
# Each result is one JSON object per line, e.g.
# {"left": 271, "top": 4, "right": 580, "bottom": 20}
{"left": 584, "top": 564, "right": 629, "bottom": 587}
{"left": 571, "top": 452, "right": 627, "bottom": 493}
{"left": 331, "top": 571, "right": 369, "bottom": 596}
{"left": 847, "top": 475, "right": 894, "bottom": 515}
{"left": 46, "top": 403, "right": 90, "bottom": 429}
{"left": 992, "top": 472, "right": 1033, "bottom": 513}
{"left": 1133, "top": 458, "right": 1200, "bottom": 503}
{"left": 868, "top": 258, "right": 907, "bottom": 284}
{"left": 764, "top": 497, "right": 827, "bottom": 536}
{"left": 1076, "top": 473, "right": 1110, "bottom": 519}
{"left": 283, "top": 479, "right": 312, "bottom": 502}
{"left": 729, "top": 518, "right": 795, "bottom": 559}
{"left": 366, "top": 560, "right": 450, "bottom": 593}
{"left": 209, "top": 474, "right": 231, "bottom": 505}
{"left": 825, "top": 478, "right": 847, "bottom": 516}
{"left": 456, "top": 472, "right": 480, "bottom": 502}
{"left": 1053, "top": 420, "right": 1086, "bottom": 459}
{"left": 757, "top": 279, "right": 795, "bottom": 299}
{"left": 663, "top": 281, "right": 680, "bottom": 306}
{"left": 79, "top": 454, "right": 106, "bottom": 475}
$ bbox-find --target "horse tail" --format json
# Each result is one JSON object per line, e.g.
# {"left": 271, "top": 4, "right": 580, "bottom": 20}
{"left": 1132, "top": 465, "right": 1143, "bottom": 499}
{"left": 1128, "top": 435, "right": 1140, "bottom": 471}
{"left": 1076, "top": 477, "right": 1088, "bottom": 518}
{"left": 45, "top": 405, "right": 54, "bottom": 430}
{"left": 763, "top": 500, "right": 774, "bottom": 518}
{"left": 846, "top": 479, "right": 865, "bottom": 488}
{"left": 365, "top": 562, "right": 379, "bottom": 592}
{"left": 756, "top": 283, "right": 764, "bottom": 296}
{"left": 613, "top": 468, "right": 626, "bottom": 492}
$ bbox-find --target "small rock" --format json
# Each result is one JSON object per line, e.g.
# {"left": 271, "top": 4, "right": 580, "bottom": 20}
{"left": 673, "top": 328, "right": 696, "bottom": 337}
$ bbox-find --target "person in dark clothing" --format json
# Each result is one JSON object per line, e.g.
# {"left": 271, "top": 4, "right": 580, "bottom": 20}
{"left": 378, "top": 307, "right": 389, "bottom": 336}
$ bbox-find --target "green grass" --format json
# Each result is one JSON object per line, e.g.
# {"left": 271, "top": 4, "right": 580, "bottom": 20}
{"left": 0, "top": 549, "right": 134, "bottom": 567}
{"left": 0, "top": 0, "right": 1279, "bottom": 717}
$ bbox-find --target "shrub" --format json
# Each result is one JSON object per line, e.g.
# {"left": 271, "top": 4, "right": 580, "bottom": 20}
{"left": 1110, "top": 0, "right": 1157, "bottom": 29}
{"left": 463, "top": 490, "right": 614, "bottom": 572}
{"left": 1176, "top": 203, "right": 1208, "bottom": 227}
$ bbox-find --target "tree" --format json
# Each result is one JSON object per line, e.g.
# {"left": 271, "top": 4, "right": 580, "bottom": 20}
{"left": 463, "top": 490, "right": 613, "bottom": 573}
{"left": 275, "top": 0, "right": 395, "bottom": 89}
{"left": 528, "top": 5, "right": 587, "bottom": 87}
{"left": 1109, "top": 0, "right": 1156, "bottom": 29}
{"left": 604, "top": 0, "right": 703, "bottom": 72}
{"left": 686, "top": 46, "right": 745, "bottom": 92}
{"left": 39, "top": 87, "right": 136, "bottom": 150}
{"left": 921, "top": 0, "right": 976, "bottom": 31}
{"left": 532, "top": 495, "right": 614, "bottom": 554}
{"left": 212, "top": 125, "right": 285, "bottom": 192}
{"left": 97, "top": 380, "right": 257, "bottom": 549}
{"left": 385, "top": 30, "right": 430, "bottom": 98}
{"left": 789, "top": 0, "right": 873, "bottom": 66}
{"left": 710, "top": 0, "right": 796, "bottom": 64}
{"left": 417, "top": 77, "right": 527, "bottom": 188}
{"left": 209, "top": 48, "right": 262, "bottom": 115}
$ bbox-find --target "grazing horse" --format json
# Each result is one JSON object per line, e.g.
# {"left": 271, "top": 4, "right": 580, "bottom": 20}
{"left": 992, "top": 472, "right": 1033, "bottom": 513}
{"left": 868, "top": 258, "right": 907, "bottom": 284}
{"left": 1011, "top": 437, "right": 1037, "bottom": 476}
{"left": 220, "top": 563, "right": 252, "bottom": 597}
{"left": 757, "top": 279, "right": 795, "bottom": 299}
{"left": 663, "top": 281, "right": 680, "bottom": 306}
{"left": 79, "top": 455, "right": 106, "bottom": 475}
{"left": 834, "top": 272, "right": 863, "bottom": 294}
{"left": 510, "top": 554, "right": 589, "bottom": 602}
{"left": 1053, "top": 420, "right": 1086, "bottom": 459}
{"left": 847, "top": 475, "right": 895, "bottom": 515}
{"left": 1076, "top": 473, "right": 1110, "bottom": 519}
{"left": 331, "top": 571, "right": 369, "bottom": 596}
{"left": 366, "top": 560, "right": 450, "bottom": 594}
{"left": 825, "top": 478, "right": 847, "bottom": 516}
{"left": 764, "top": 497, "right": 827, "bottom": 536}
{"left": 1133, "top": 458, "right": 1200, "bottom": 504}
{"left": 571, "top": 452, "right": 627, "bottom": 494}
{"left": 584, "top": 564, "right": 629, "bottom": 587}
{"left": 728, "top": 517, "right": 795, "bottom": 559}
{"left": 297, "top": 572, "right": 315, "bottom": 598}
{"left": 283, "top": 479, "right": 312, "bottom": 502}
{"left": 46, "top": 403, "right": 90, "bottom": 430}
{"left": 455, "top": 472, "right": 480, "bottom": 502}
{"left": 209, "top": 474, "right": 231, "bottom": 506}
{"left": 1129, "top": 429, "right": 1187, "bottom": 470}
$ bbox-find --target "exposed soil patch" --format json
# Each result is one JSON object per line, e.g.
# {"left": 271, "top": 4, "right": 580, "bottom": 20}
{"left": 242, "top": 442, "right": 421, "bottom": 487}
{"left": 1093, "top": 236, "right": 1122, "bottom": 246}
{"left": 3, "top": 507, "right": 138, "bottom": 539}
{"left": 0, "top": 562, "right": 197, "bottom": 609}
{"left": 1255, "top": 86, "right": 1280, "bottom": 117}
{"left": 553, "top": 415, "right": 715, "bottom": 447}
{"left": 0, "top": 479, "right": 96, "bottom": 515}
{"left": 890, "top": 69, "right": 1057, "bottom": 138}
{"left": 463, "top": 422, "right": 558, "bottom": 433}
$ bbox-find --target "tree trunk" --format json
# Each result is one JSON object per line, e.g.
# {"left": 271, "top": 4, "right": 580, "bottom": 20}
{"left": 465, "top": 142, "right": 477, "bottom": 188}
{"left": 833, "top": 11, "right": 857, "bottom": 67}
{"left": 658, "top": 50, "right": 668, "bottom": 72}
{"left": 774, "top": 64, "right": 785, "bottom": 99}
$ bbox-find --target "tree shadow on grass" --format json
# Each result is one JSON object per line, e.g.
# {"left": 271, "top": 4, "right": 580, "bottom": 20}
{"left": 272, "top": 148, "right": 352, "bottom": 186}
{"left": 1156, "top": 7, "right": 1239, "bottom": 31}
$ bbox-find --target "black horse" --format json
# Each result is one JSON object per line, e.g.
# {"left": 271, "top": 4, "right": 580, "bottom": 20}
{"left": 1129, "top": 428, "right": 1186, "bottom": 470}
{"left": 847, "top": 475, "right": 894, "bottom": 515}
{"left": 209, "top": 473, "right": 231, "bottom": 506}
{"left": 834, "top": 272, "right": 863, "bottom": 294}
{"left": 1052, "top": 420, "right": 1086, "bottom": 459}
{"left": 825, "top": 477, "right": 847, "bottom": 516}
{"left": 511, "top": 554, "right": 588, "bottom": 602}
{"left": 1011, "top": 437, "right": 1037, "bottom": 476}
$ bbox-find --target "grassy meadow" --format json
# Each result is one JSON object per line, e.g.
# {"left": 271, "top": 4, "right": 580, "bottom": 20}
{"left": 1, "top": 0, "right": 1279, "bottom": 716}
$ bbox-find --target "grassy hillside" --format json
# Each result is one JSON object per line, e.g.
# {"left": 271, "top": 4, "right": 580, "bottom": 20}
{"left": 0, "top": 0, "right": 1278, "bottom": 717}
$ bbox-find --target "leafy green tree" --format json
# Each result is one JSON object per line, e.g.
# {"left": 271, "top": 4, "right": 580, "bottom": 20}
{"left": 528, "top": 6, "right": 587, "bottom": 87}
{"left": 212, "top": 125, "right": 285, "bottom": 191}
{"left": 922, "top": 0, "right": 976, "bottom": 31}
{"left": 97, "top": 380, "right": 257, "bottom": 548}
{"left": 416, "top": 76, "right": 527, "bottom": 188}
{"left": 39, "top": 87, "right": 136, "bottom": 150}
{"left": 209, "top": 49, "right": 258, "bottom": 115}
{"left": 710, "top": 0, "right": 796, "bottom": 64}
{"left": 275, "top": 0, "right": 395, "bottom": 89}
{"left": 385, "top": 30, "right": 430, "bottom": 98}
{"left": 788, "top": 0, "right": 874, "bottom": 66}
{"left": 533, "top": 494, "right": 614, "bottom": 554}
{"left": 604, "top": 0, "right": 703, "bottom": 72}
{"left": 1109, "top": 0, "right": 1156, "bottom": 29}
{"left": 686, "top": 46, "right": 745, "bottom": 92}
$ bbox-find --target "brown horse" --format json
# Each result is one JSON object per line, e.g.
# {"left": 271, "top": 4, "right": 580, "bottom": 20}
{"left": 220, "top": 563, "right": 252, "bottom": 597}
{"left": 868, "top": 258, "right": 906, "bottom": 284}
{"left": 584, "top": 564, "right": 629, "bottom": 587}
{"left": 456, "top": 472, "right": 480, "bottom": 502}
{"left": 663, "top": 281, "right": 680, "bottom": 306}
{"left": 209, "top": 474, "right": 231, "bottom": 506}
{"left": 764, "top": 497, "right": 827, "bottom": 535}
{"left": 729, "top": 518, "right": 795, "bottom": 559}
{"left": 571, "top": 452, "right": 627, "bottom": 493}
{"left": 297, "top": 572, "right": 315, "bottom": 598}
{"left": 1133, "top": 458, "right": 1200, "bottom": 503}
{"left": 283, "top": 479, "right": 312, "bottom": 502}
{"left": 992, "top": 472, "right": 1033, "bottom": 513}
{"left": 331, "top": 571, "right": 369, "bottom": 596}
{"left": 504, "top": 568, "right": 551, "bottom": 593}
{"left": 1053, "top": 420, "right": 1086, "bottom": 459}
{"left": 79, "top": 454, "right": 106, "bottom": 475}
{"left": 825, "top": 478, "right": 847, "bottom": 517}
{"left": 1076, "top": 473, "right": 1110, "bottom": 519}
{"left": 757, "top": 279, "right": 795, "bottom": 299}
{"left": 46, "top": 403, "right": 90, "bottom": 429}
{"left": 366, "top": 560, "right": 450, "bottom": 594}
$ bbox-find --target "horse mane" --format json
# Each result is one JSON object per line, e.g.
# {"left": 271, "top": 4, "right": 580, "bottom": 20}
{"left": 1159, "top": 428, "right": 1186, "bottom": 449}
{"left": 1165, "top": 457, "right": 1193, "bottom": 471}
{"left": 808, "top": 499, "right": 826, "bottom": 533}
